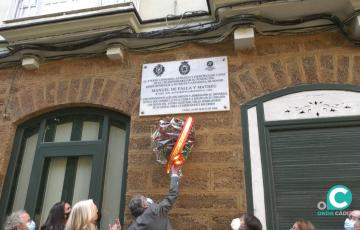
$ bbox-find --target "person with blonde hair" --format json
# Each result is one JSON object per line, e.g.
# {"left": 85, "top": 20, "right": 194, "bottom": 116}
{"left": 290, "top": 219, "right": 316, "bottom": 230}
{"left": 65, "top": 199, "right": 121, "bottom": 230}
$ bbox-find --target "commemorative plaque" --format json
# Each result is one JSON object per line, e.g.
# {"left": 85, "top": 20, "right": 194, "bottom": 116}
{"left": 139, "top": 56, "right": 230, "bottom": 116}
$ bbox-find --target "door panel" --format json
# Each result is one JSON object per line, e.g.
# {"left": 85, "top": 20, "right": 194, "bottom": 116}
{"left": 39, "top": 158, "right": 67, "bottom": 226}
{"left": 72, "top": 156, "right": 92, "bottom": 204}
{"left": 100, "top": 126, "right": 126, "bottom": 230}
{"left": 12, "top": 133, "right": 38, "bottom": 211}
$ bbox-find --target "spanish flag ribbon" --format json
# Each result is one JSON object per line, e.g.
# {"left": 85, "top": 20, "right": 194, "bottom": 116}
{"left": 165, "top": 116, "right": 194, "bottom": 174}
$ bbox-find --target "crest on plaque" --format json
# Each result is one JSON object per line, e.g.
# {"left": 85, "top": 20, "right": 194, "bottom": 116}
{"left": 206, "top": 60, "right": 215, "bottom": 71}
{"left": 153, "top": 64, "right": 165, "bottom": 76}
{"left": 179, "top": 61, "right": 190, "bottom": 75}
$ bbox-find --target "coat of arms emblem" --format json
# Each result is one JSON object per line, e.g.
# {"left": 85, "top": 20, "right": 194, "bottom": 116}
{"left": 153, "top": 64, "right": 165, "bottom": 76}
{"left": 206, "top": 60, "right": 215, "bottom": 71}
{"left": 179, "top": 61, "right": 190, "bottom": 75}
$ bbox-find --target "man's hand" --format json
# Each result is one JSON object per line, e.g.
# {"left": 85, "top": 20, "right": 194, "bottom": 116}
{"left": 108, "top": 218, "right": 121, "bottom": 230}
{"left": 171, "top": 165, "right": 181, "bottom": 177}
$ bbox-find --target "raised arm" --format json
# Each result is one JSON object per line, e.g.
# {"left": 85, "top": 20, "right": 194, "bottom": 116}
{"left": 157, "top": 166, "right": 180, "bottom": 216}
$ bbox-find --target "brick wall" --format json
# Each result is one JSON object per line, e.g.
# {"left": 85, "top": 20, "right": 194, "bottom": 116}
{"left": 0, "top": 31, "right": 359, "bottom": 229}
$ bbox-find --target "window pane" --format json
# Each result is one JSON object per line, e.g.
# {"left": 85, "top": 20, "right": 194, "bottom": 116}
{"left": 44, "top": 119, "right": 73, "bottom": 142}
{"left": 12, "top": 132, "right": 38, "bottom": 211}
{"left": 40, "top": 158, "right": 67, "bottom": 226}
{"left": 72, "top": 156, "right": 92, "bottom": 204}
{"left": 38, "top": 0, "right": 71, "bottom": 15}
{"left": 38, "top": 0, "right": 98, "bottom": 15}
{"left": 100, "top": 126, "right": 126, "bottom": 230}
{"left": 16, "top": 0, "right": 38, "bottom": 18}
{"left": 81, "top": 121, "right": 100, "bottom": 141}
{"left": 54, "top": 122, "right": 73, "bottom": 142}
{"left": 72, "top": 0, "right": 98, "bottom": 10}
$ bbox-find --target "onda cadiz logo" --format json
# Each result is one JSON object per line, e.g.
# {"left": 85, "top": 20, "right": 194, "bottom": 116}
{"left": 327, "top": 185, "right": 352, "bottom": 210}
{"left": 317, "top": 185, "right": 352, "bottom": 216}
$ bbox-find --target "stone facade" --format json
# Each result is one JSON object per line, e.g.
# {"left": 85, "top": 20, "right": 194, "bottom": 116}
{"left": 0, "top": 32, "right": 359, "bottom": 229}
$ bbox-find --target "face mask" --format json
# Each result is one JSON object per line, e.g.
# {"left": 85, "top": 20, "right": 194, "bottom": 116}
{"left": 344, "top": 218, "right": 355, "bottom": 230}
{"left": 146, "top": 198, "right": 154, "bottom": 204}
{"left": 231, "top": 218, "right": 241, "bottom": 230}
{"left": 26, "top": 220, "right": 36, "bottom": 230}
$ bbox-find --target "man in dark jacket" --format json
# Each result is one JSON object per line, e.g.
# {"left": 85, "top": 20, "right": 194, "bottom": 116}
{"left": 128, "top": 166, "right": 180, "bottom": 230}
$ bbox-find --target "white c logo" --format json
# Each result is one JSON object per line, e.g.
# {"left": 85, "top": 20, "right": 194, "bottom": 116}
{"left": 329, "top": 187, "right": 349, "bottom": 209}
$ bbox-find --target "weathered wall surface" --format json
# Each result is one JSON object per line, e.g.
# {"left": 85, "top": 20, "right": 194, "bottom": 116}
{"left": 0, "top": 32, "right": 359, "bottom": 229}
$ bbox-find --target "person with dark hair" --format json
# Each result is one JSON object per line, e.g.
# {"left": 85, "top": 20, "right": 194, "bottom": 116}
{"left": 41, "top": 201, "right": 72, "bottom": 230}
{"left": 290, "top": 219, "right": 316, "bottom": 230}
{"left": 231, "top": 214, "right": 262, "bottom": 230}
{"left": 128, "top": 165, "right": 180, "bottom": 230}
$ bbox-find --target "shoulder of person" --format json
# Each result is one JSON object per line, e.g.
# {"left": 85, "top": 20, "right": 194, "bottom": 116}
{"left": 149, "top": 202, "right": 161, "bottom": 215}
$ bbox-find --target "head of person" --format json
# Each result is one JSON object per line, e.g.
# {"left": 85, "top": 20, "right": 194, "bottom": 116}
{"left": 290, "top": 219, "right": 316, "bottom": 230}
{"left": 129, "top": 195, "right": 149, "bottom": 218}
{"left": 4, "top": 210, "right": 35, "bottom": 230}
{"left": 345, "top": 210, "right": 360, "bottom": 230}
{"left": 231, "top": 214, "right": 262, "bottom": 230}
{"left": 354, "top": 221, "right": 360, "bottom": 230}
{"left": 65, "top": 199, "right": 98, "bottom": 230}
{"left": 41, "top": 201, "right": 72, "bottom": 230}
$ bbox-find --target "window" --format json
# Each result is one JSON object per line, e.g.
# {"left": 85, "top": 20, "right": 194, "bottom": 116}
{"left": 0, "top": 108, "right": 130, "bottom": 229}
{"left": 11, "top": 0, "right": 140, "bottom": 19}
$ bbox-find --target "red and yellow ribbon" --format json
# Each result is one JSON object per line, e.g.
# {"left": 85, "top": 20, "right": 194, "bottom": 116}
{"left": 165, "top": 116, "right": 194, "bottom": 174}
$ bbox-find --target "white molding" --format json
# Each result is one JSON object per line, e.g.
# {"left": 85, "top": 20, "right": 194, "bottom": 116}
{"left": 247, "top": 107, "right": 267, "bottom": 230}
{"left": 1, "top": 10, "right": 139, "bottom": 44}
{"left": 263, "top": 90, "right": 360, "bottom": 121}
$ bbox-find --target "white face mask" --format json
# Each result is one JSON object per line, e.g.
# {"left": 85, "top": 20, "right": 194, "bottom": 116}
{"left": 344, "top": 218, "right": 355, "bottom": 230}
{"left": 146, "top": 198, "right": 154, "bottom": 204}
{"left": 231, "top": 218, "right": 244, "bottom": 230}
{"left": 26, "top": 220, "right": 36, "bottom": 230}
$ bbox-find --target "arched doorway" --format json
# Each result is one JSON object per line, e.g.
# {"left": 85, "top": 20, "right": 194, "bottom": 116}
{"left": 0, "top": 107, "right": 130, "bottom": 229}
{"left": 242, "top": 84, "right": 360, "bottom": 230}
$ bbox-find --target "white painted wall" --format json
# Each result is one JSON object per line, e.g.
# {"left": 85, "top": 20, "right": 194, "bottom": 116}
{"left": 138, "top": 0, "right": 208, "bottom": 21}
